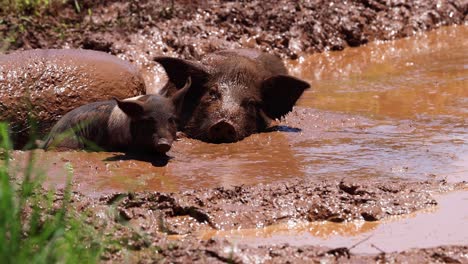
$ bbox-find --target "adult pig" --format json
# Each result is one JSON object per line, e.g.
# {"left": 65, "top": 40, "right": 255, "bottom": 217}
{"left": 0, "top": 49, "right": 146, "bottom": 148}
{"left": 43, "top": 78, "right": 190, "bottom": 154}
{"left": 155, "top": 49, "right": 310, "bottom": 143}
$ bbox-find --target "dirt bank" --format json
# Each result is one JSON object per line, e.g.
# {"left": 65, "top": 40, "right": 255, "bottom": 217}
{"left": 58, "top": 179, "right": 466, "bottom": 263}
{"left": 1, "top": 0, "right": 466, "bottom": 60}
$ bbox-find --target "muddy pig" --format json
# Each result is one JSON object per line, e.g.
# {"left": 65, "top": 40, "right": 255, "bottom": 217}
{"left": 43, "top": 78, "right": 191, "bottom": 154}
{"left": 0, "top": 49, "right": 146, "bottom": 148}
{"left": 154, "top": 49, "right": 310, "bottom": 143}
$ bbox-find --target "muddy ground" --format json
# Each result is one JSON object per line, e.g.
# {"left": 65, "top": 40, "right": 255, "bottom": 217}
{"left": 2, "top": 0, "right": 468, "bottom": 263}
{"left": 2, "top": 0, "right": 467, "bottom": 59}
{"left": 59, "top": 178, "right": 466, "bottom": 263}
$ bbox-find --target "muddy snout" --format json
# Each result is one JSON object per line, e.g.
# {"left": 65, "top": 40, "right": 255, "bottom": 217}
{"left": 208, "top": 120, "right": 238, "bottom": 143}
{"left": 154, "top": 138, "right": 172, "bottom": 154}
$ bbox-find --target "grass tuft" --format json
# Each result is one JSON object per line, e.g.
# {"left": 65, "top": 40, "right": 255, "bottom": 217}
{"left": 0, "top": 122, "right": 102, "bottom": 263}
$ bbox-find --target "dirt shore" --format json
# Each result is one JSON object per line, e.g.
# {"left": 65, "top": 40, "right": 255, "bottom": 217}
{"left": 59, "top": 178, "right": 466, "bottom": 263}
{"left": 2, "top": 0, "right": 466, "bottom": 60}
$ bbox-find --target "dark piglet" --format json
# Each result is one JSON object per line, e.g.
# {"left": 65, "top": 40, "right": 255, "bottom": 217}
{"left": 155, "top": 49, "right": 310, "bottom": 143}
{"left": 43, "top": 78, "right": 191, "bottom": 154}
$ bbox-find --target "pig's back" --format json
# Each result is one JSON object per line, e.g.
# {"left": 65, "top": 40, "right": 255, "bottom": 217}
{"left": 211, "top": 49, "right": 288, "bottom": 76}
{"left": 43, "top": 101, "right": 116, "bottom": 150}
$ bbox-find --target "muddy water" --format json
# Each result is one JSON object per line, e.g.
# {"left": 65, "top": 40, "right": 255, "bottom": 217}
{"left": 8, "top": 26, "right": 468, "bottom": 196}
{"left": 286, "top": 25, "right": 468, "bottom": 184}
{"left": 188, "top": 190, "right": 468, "bottom": 254}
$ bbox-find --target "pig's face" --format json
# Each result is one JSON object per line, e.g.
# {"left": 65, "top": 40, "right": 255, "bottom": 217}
{"left": 115, "top": 78, "right": 190, "bottom": 153}
{"left": 155, "top": 53, "right": 309, "bottom": 143}
{"left": 184, "top": 61, "right": 267, "bottom": 142}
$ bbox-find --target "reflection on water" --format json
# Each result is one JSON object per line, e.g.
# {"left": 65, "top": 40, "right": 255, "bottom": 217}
{"left": 288, "top": 25, "right": 468, "bottom": 184}
{"left": 195, "top": 220, "right": 380, "bottom": 241}
{"left": 11, "top": 131, "right": 303, "bottom": 196}
{"left": 288, "top": 25, "right": 467, "bottom": 120}
{"left": 9, "top": 26, "right": 468, "bottom": 195}
{"left": 194, "top": 191, "right": 468, "bottom": 254}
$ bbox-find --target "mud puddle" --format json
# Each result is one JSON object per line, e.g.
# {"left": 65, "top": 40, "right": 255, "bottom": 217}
{"left": 286, "top": 25, "right": 468, "bottom": 184}
{"left": 186, "top": 190, "right": 468, "bottom": 254}
{"left": 8, "top": 26, "right": 466, "bottom": 196}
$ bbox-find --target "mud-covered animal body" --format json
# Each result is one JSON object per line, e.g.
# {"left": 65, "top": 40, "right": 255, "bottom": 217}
{"left": 155, "top": 49, "right": 310, "bottom": 143}
{"left": 0, "top": 49, "right": 146, "bottom": 148}
{"left": 44, "top": 79, "right": 190, "bottom": 154}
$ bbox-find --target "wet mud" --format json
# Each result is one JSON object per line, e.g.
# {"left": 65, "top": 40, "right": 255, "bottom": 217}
{"left": 2, "top": 1, "right": 467, "bottom": 58}
{"left": 35, "top": 180, "right": 467, "bottom": 263}
{"left": 8, "top": 26, "right": 465, "bottom": 195}
{"left": 194, "top": 191, "right": 468, "bottom": 254}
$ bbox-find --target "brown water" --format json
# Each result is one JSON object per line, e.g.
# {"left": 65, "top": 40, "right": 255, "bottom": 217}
{"left": 285, "top": 25, "right": 468, "bottom": 184}
{"left": 181, "top": 190, "right": 468, "bottom": 254}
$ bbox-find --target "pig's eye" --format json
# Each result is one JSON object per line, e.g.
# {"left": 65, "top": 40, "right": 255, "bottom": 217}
{"left": 168, "top": 116, "right": 178, "bottom": 125}
{"left": 209, "top": 90, "right": 219, "bottom": 100}
{"left": 242, "top": 99, "right": 259, "bottom": 111}
{"left": 208, "top": 87, "right": 221, "bottom": 101}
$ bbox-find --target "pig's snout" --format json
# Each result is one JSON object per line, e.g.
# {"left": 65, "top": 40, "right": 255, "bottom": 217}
{"left": 154, "top": 138, "right": 172, "bottom": 153}
{"left": 208, "top": 120, "right": 238, "bottom": 143}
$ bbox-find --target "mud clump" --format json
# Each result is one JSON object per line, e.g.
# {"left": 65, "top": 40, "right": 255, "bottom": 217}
{"left": 101, "top": 179, "right": 442, "bottom": 233}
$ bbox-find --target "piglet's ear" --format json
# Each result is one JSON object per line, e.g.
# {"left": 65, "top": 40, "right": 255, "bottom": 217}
{"left": 171, "top": 76, "right": 191, "bottom": 114}
{"left": 154, "top": 57, "right": 209, "bottom": 90}
{"left": 261, "top": 75, "right": 310, "bottom": 119}
{"left": 114, "top": 98, "right": 145, "bottom": 118}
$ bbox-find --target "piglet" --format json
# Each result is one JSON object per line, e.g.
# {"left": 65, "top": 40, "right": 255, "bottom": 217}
{"left": 43, "top": 78, "right": 191, "bottom": 154}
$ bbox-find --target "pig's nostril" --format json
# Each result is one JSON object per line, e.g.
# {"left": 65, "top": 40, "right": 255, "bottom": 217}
{"left": 155, "top": 138, "right": 171, "bottom": 153}
{"left": 208, "top": 121, "right": 238, "bottom": 143}
{"left": 155, "top": 143, "right": 171, "bottom": 153}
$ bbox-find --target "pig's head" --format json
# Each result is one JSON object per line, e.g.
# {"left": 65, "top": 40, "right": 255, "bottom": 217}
{"left": 155, "top": 56, "right": 310, "bottom": 143}
{"left": 114, "top": 77, "right": 190, "bottom": 153}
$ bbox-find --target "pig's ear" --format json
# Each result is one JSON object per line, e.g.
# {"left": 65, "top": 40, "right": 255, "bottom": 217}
{"left": 261, "top": 75, "right": 310, "bottom": 119}
{"left": 171, "top": 76, "right": 191, "bottom": 113}
{"left": 114, "top": 98, "right": 145, "bottom": 118}
{"left": 154, "top": 57, "right": 209, "bottom": 89}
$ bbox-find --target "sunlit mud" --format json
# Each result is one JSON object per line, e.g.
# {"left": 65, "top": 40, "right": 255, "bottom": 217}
{"left": 192, "top": 190, "right": 468, "bottom": 254}
{"left": 288, "top": 26, "right": 467, "bottom": 119}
